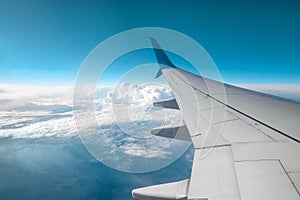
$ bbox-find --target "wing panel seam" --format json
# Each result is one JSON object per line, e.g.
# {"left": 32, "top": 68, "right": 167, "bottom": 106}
{"left": 170, "top": 71, "right": 300, "bottom": 143}
{"left": 234, "top": 159, "right": 300, "bottom": 197}
{"left": 169, "top": 70, "right": 300, "bottom": 143}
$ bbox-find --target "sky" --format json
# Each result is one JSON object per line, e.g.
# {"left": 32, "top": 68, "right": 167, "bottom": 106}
{"left": 0, "top": 0, "right": 300, "bottom": 85}
{"left": 0, "top": 1, "right": 300, "bottom": 199}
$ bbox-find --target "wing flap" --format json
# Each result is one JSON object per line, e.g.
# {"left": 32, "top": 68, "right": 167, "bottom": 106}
{"left": 235, "top": 160, "right": 299, "bottom": 200}
{"left": 132, "top": 179, "right": 190, "bottom": 200}
{"left": 153, "top": 98, "right": 179, "bottom": 109}
{"left": 151, "top": 122, "right": 191, "bottom": 141}
{"left": 188, "top": 146, "right": 240, "bottom": 200}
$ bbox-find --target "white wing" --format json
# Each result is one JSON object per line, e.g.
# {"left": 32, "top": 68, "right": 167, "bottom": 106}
{"left": 132, "top": 38, "right": 300, "bottom": 200}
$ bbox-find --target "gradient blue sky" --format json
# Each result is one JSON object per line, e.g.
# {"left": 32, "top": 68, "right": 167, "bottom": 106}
{"left": 0, "top": 0, "right": 299, "bottom": 84}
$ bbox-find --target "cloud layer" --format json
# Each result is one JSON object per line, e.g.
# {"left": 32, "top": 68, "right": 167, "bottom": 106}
{"left": 0, "top": 83, "right": 190, "bottom": 172}
{"left": 2, "top": 83, "right": 299, "bottom": 172}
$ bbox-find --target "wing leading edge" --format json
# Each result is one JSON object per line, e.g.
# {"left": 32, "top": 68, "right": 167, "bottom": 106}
{"left": 132, "top": 38, "right": 300, "bottom": 200}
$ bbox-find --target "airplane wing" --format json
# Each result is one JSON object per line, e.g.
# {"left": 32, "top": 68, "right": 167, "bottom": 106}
{"left": 132, "top": 38, "right": 300, "bottom": 200}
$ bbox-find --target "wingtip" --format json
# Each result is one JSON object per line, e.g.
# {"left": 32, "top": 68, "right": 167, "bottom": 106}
{"left": 148, "top": 37, "right": 162, "bottom": 50}
{"left": 149, "top": 37, "right": 177, "bottom": 79}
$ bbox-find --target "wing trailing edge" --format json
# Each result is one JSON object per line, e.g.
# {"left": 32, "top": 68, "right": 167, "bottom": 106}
{"left": 132, "top": 179, "right": 190, "bottom": 200}
{"left": 151, "top": 122, "right": 191, "bottom": 141}
{"left": 153, "top": 98, "right": 179, "bottom": 109}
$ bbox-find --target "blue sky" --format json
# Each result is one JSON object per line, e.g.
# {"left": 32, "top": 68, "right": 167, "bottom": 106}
{"left": 0, "top": 0, "right": 300, "bottom": 84}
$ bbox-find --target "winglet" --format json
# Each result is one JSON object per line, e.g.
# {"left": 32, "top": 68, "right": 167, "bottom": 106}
{"left": 149, "top": 37, "right": 177, "bottom": 78}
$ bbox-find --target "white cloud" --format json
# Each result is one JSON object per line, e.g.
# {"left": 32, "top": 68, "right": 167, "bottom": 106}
{"left": 0, "top": 115, "right": 76, "bottom": 138}
{"left": 0, "top": 83, "right": 188, "bottom": 164}
{"left": 120, "top": 143, "right": 171, "bottom": 158}
{"left": 2, "top": 83, "right": 299, "bottom": 141}
{"left": 2, "top": 83, "right": 299, "bottom": 172}
{"left": 0, "top": 84, "right": 73, "bottom": 110}
{"left": 112, "top": 82, "right": 174, "bottom": 105}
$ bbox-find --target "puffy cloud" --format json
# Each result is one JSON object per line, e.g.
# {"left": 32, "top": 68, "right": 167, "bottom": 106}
{"left": 112, "top": 82, "right": 174, "bottom": 105}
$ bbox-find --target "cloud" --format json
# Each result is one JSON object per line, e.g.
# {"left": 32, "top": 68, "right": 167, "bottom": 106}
{"left": 0, "top": 83, "right": 188, "bottom": 165}
{"left": 2, "top": 83, "right": 299, "bottom": 162}
{"left": 0, "top": 116, "right": 76, "bottom": 139}
{"left": 0, "top": 99, "right": 11, "bottom": 103}
{"left": 0, "top": 84, "right": 73, "bottom": 110}
{"left": 112, "top": 82, "right": 174, "bottom": 105}
{"left": 0, "top": 135, "right": 193, "bottom": 200}
{"left": 0, "top": 84, "right": 75, "bottom": 138}
{"left": 120, "top": 143, "right": 171, "bottom": 158}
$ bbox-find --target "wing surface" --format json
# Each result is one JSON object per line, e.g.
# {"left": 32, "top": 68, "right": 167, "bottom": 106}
{"left": 132, "top": 38, "right": 300, "bottom": 200}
